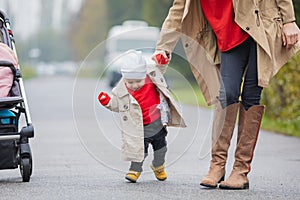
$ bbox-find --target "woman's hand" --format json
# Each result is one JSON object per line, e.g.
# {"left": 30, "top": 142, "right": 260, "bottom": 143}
{"left": 282, "top": 22, "right": 299, "bottom": 50}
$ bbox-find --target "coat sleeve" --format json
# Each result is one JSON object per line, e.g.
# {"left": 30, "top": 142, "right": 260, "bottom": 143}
{"left": 104, "top": 91, "right": 119, "bottom": 112}
{"left": 275, "top": 0, "right": 296, "bottom": 24}
{"left": 156, "top": 0, "right": 186, "bottom": 53}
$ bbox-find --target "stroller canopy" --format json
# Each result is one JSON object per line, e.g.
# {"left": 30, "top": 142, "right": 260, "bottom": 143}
{"left": 0, "top": 42, "right": 18, "bottom": 66}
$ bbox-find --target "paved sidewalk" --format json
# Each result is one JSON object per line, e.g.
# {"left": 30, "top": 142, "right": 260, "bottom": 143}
{"left": 0, "top": 76, "right": 299, "bottom": 200}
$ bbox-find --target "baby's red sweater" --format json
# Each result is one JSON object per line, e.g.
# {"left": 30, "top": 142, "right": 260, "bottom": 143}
{"left": 127, "top": 76, "right": 160, "bottom": 125}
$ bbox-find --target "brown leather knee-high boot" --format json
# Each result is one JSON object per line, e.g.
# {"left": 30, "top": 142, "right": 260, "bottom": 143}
{"left": 200, "top": 102, "right": 239, "bottom": 188}
{"left": 219, "top": 104, "right": 265, "bottom": 189}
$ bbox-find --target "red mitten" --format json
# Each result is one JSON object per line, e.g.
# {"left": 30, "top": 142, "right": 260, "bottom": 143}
{"left": 155, "top": 53, "right": 169, "bottom": 65}
{"left": 152, "top": 51, "right": 170, "bottom": 66}
{"left": 98, "top": 92, "right": 111, "bottom": 106}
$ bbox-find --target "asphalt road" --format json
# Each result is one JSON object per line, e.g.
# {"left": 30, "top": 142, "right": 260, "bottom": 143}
{"left": 0, "top": 75, "right": 299, "bottom": 200}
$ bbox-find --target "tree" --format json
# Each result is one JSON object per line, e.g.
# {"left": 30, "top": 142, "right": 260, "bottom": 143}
{"left": 294, "top": 0, "right": 300, "bottom": 23}
{"left": 107, "top": 0, "right": 143, "bottom": 27}
{"left": 34, "top": 29, "right": 72, "bottom": 62}
{"left": 68, "top": 0, "right": 108, "bottom": 60}
{"left": 142, "top": 0, "right": 173, "bottom": 26}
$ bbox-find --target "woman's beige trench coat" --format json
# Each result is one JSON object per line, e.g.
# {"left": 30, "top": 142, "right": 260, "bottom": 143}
{"left": 105, "top": 66, "right": 186, "bottom": 162}
{"left": 156, "top": 0, "right": 300, "bottom": 105}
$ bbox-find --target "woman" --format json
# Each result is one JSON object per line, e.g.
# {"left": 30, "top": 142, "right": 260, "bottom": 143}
{"left": 152, "top": 0, "right": 299, "bottom": 189}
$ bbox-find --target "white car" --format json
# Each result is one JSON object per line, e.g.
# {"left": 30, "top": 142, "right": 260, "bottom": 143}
{"left": 104, "top": 20, "right": 160, "bottom": 87}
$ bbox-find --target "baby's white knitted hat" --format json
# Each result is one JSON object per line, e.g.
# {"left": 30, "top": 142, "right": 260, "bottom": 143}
{"left": 120, "top": 50, "right": 147, "bottom": 79}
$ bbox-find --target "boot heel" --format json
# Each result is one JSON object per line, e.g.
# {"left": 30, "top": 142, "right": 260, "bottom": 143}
{"left": 243, "top": 182, "right": 249, "bottom": 189}
{"left": 218, "top": 175, "right": 225, "bottom": 183}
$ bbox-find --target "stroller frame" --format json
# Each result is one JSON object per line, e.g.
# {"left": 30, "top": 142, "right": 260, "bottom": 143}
{"left": 0, "top": 10, "right": 34, "bottom": 182}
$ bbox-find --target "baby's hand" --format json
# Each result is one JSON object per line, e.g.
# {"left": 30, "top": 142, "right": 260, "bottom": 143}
{"left": 98, "top": 92, "right": 111, "bottom": 106}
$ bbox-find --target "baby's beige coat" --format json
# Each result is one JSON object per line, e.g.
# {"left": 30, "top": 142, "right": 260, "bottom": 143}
{"left": 157, "top": 0, "right": 300, "bottom": 105}
{"left": 105, "top": 66, "right": 186, "bottom": 162}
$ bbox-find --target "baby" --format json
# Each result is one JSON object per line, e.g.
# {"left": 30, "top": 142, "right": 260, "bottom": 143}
{"left": 98, "top": 50, "right": 185, "bottom": 183}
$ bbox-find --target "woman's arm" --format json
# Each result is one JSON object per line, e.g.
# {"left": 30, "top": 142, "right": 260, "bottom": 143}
{"left": 276, "top": 0, "right": 296, "bottom": 24}
{"left": 156, "top": 0, "right": 186, "bottom": 54}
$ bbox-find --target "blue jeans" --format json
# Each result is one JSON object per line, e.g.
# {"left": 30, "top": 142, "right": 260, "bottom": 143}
{"left": 219, "top": 37, "right": 263, "bottom": 110}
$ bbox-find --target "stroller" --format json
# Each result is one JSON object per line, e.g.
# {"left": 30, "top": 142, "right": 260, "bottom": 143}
{"left": 0, "top": 10, "right": 34, "bottom": 182}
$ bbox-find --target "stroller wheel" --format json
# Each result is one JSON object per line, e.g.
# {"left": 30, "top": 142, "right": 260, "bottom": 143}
{"left": 20, "top": 157, "right": 31, "bottom": 182}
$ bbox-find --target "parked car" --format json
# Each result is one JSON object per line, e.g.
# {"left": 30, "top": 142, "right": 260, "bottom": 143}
{"left": 104, "top": 20, "right": 160, "bottom": 87}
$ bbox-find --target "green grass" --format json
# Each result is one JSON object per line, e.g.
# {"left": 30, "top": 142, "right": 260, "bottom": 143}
{"left": 75, "top": 68, "right": 100, "bottom": 78}
{"left": 173, "top": 83, "right": 300, "bottom": 138}
{"left": 261, "top": 116, "right": 300, "bottom": 137}
{"left": 75, "top": 63, "right": 106, "bottom": 78}
{"left": 21, "top": 65, "right": 37, "bottom": 80}
{"left": 171, "top": 84, "right": 210, "bottom": 108}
